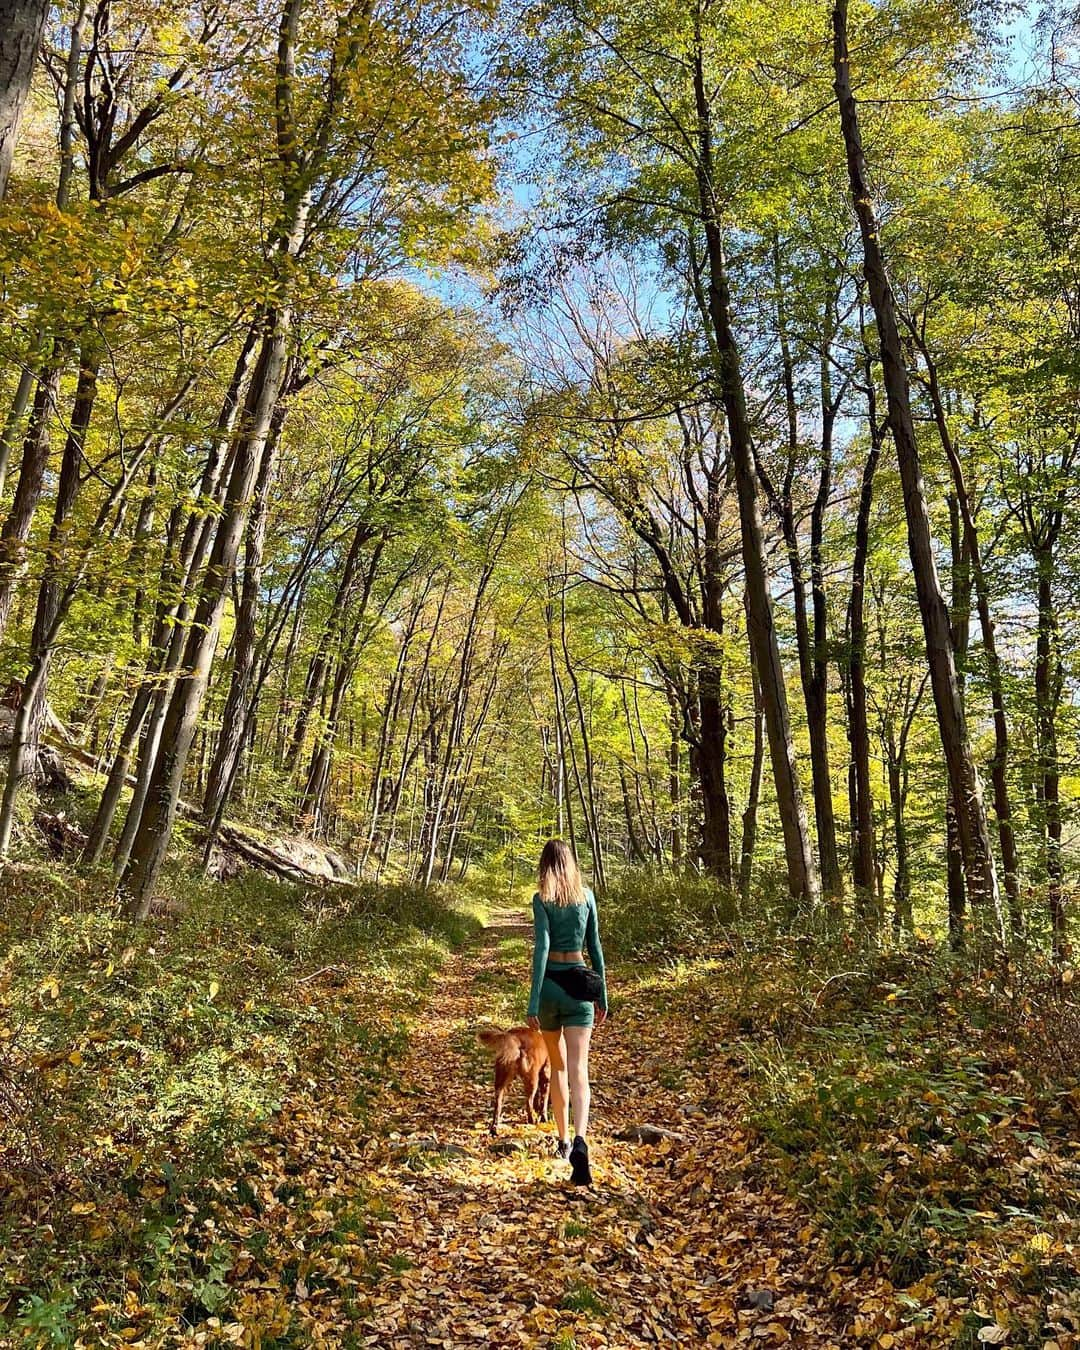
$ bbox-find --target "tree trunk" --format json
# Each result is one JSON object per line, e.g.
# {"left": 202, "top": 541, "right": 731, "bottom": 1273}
{"left": 118, "top": 0, "right": 316, "bottom": 910}
{"left": 832, "top": 0, "right": 1003, "bottom": 945}
{"left": 298, "top": 533, "right": 382, "bottom": 828}
{"left": 0, "top": 0, "right": 82, "bottom": 490}
{"left": 738, "top": 641, "right": 765, "bottom": 906}
{"left": 888, "top": 748, "right": 912, "bottom": 934}
{"left": 121, "top": 318, "right": 291, "bottom": 914}
{"left": 810, "top": 336, "right": 841, "bottom": 905}
{"left": 545, "top": 594, "right": 580, "bottom": 859}
{"left": 627, "top": 683, "right": 664, "bottom": 862}
{"left": 85, "top": 329, "right": 258, "bottom": 865}
{"left": 0, "top": 343, "right": 100, "bottom": 835}
{"left": 1034, "top": 552, "right": 1064, "bottom": 959}
{"left": 768, "top": 256, "right": 842, "bottom": 904}
{"left": 557, "top": 536, "right": 607, "bottom": 889}
{"left": 666, "top": 684, "right": 683, "bottom": 866}
{"left": 691, "top": 22, "right": 817, "bottom": 908}
{"left": 699, "top": 461, "right": 734, "bottom": 887}
{"left": 619, "top": 766, "right": 647, "bottom": 863}
{"left": 130, "top": 462, "right": 159, "bottom": 649}
{"left": 0, "top": 360, "right": 36, "bottom": 500}
{"left": 201, "top": 396, "right": 287, "bottom": 839}
{"left": 946, "top": 496, "right": 972, "bottom": 950}
{"left": 697, "top": 689, "right": 732, "bottom": 886}
{"left": 0, "top": 353, "right": 63, "bottom": 643}
{"left": 846, "top": 365, "right": 880, "bottom": 913}
{"left": 288, "top": 522, "right": 373, "bottom": 775}
{"left": 415, "top": 535, "right": 512, "bottom": 885}
{"left": 302, "top": 607, "right": 377, "bottom": 833}
{"left": 0, "top": 0, "right": 49, "bottom": 200}
{"left": 359, "top": 591, "right": 425, "bottom": 873}
{"left": 914, "top": 338, "right": 1023, "bottom": 934}
{"left": 377, "top": 582, "right": 451, "bottom": 875}
{"left": 0, "top": 387, "right": 154, "bottom": 859}
{"left": 274, "top": 588, "right": 306, "bottom": 770}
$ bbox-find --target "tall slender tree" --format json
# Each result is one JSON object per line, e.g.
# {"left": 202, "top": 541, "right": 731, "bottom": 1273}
{"left": 832, "top": 0, "right": 1003, "bottom": 944}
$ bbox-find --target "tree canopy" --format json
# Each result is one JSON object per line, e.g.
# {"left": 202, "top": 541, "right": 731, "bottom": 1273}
{"left": 0, "top": 0, "right": 1076, "bottom": 947}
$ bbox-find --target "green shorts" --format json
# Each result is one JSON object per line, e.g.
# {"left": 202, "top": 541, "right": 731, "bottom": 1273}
{"left": 538, "top": 964, "right": 596, "bottom": 1031}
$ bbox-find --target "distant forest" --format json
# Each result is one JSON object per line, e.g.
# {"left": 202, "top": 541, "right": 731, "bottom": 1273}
{"left": 0, "top": 0, "right": 1076, "bottom": 951}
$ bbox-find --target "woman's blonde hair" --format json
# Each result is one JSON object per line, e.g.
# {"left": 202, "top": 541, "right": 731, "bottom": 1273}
{"left": 538, "top": 839, "right": 585, "bottom": 907}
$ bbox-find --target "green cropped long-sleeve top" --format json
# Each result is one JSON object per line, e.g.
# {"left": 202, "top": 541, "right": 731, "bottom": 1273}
{"left": 527, "top": 888, "right": 608, "bottom": 1017}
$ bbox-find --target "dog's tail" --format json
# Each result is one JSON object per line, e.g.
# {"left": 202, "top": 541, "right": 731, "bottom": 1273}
{"left": 477, "top": 1027, "right": 520, "bottom": 1064}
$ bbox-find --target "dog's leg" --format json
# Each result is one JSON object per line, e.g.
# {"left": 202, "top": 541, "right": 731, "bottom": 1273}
{"left": 535, "top": 1063, "right": 551, "bottom": 1123}
{"left": 491, "top": 1060, "right": 509, "bottom": 1135}
{"left": 523, "top": 1066, "right": 539, "bottom": 1124}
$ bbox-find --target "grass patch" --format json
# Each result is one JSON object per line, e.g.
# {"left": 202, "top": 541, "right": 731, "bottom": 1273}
{"left": 560, "top": 1281, "right": 609, "bottom": 1316}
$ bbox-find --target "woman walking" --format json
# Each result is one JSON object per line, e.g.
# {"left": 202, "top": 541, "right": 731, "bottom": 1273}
{"left": 526, "top": 839, "right": 608, "bottom": 1185}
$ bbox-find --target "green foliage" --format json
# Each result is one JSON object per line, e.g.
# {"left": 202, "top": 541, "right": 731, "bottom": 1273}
{"left": 739, "top": 942, "right": 1080, "bottom": 1287}
{"left": 10, "top": 1289, "right": 76, "bottom": 1347}
{"left": 318, "top": 880, "right": 487, "bottom": 958}
{"left": 0, "top": 862, "right": 483, "bottom": 1337}
{"left": 600, "top": 869, "right": 736, "bottom": 961}
{"left": 1, "top": 868, "right": 481, "bottom": 1174}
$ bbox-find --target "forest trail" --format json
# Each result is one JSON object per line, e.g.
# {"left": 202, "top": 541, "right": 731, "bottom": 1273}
{"left": 346, "top": 909, "right": 849, "bottom": 1348}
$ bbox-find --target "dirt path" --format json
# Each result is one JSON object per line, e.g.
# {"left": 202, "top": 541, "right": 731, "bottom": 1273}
{"left": 348, "top": 910, "right": 851, "bottom": 1348}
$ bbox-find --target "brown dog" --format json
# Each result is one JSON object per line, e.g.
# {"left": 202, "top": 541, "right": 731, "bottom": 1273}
{"left": 478, "top": 1026, "right": 550, "bottom": 1135}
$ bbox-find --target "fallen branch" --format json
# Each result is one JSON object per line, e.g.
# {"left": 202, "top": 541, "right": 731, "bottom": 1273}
{"left": 44, "top": 721, "right": 352, "bottom": 890}
{"left": 295, "top": 965, "right": 341, "bottom": 985}
{"left": 811, "top": 969, "right": 870, "bottom": 1008}
{"left": 215, "top": 824, "right": 348, "bottom": 888}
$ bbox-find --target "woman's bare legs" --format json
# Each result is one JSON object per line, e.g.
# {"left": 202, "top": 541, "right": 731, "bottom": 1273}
{"left": 563, "top": 1025, "right": 592, "bottom": 1139}
{"left": 542, "top": 1029, "right": 569, "bottom": 1142}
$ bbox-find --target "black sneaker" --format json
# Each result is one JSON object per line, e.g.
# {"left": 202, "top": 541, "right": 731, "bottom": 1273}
{"left": 555, "top": 1138, "right": 571, "bottom": 1160}
{"left": 569, "top": 1134, "right": 592, "bottom": 1186}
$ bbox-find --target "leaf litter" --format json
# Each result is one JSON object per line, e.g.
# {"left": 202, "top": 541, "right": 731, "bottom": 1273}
{"left": 5, "top": 902, "right": 1079, "bottom": 1347}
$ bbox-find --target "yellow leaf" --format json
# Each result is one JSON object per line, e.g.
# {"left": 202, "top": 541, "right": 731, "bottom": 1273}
{"left": 68, "top": 1050, "right": 83, "bottom": 1066}
{"left": 208, "top": 980, "right": 220, "bottom": 1001}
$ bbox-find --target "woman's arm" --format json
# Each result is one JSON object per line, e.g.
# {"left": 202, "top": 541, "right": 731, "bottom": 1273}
{"left": 527, "top": 894, "right": 550, "bottom": 1018}
{"left": 585, "top": 891, "right": 607, "bottom": 1011}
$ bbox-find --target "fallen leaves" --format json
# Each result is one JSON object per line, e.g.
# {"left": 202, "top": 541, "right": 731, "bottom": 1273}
{"left": 333, "top": 911, "right": 853, "bottom": 1348}
{"left": 6, "top": 896, "right": 1080, "bottom": 1348}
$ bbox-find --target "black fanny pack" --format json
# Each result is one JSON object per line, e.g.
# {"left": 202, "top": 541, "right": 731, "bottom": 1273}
{"left": 547, "top": 965, "right": 604, "bottom": 1002}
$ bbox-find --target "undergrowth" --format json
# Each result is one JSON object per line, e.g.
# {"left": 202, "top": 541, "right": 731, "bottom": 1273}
{"left": 599, "top": 868, "right": 736, "bottom": 960}
{"left": 0, "top": 860, "right": 485, "bottom": 1344}
{"left": 651, "top": 929, "right": 1080, "bottom": 1345}
{"left": 4, "top": 852, "right": 1079, "bottom": 1346}
{"left": 600, "top": 872, "right": 1080, "bottom": 1343}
